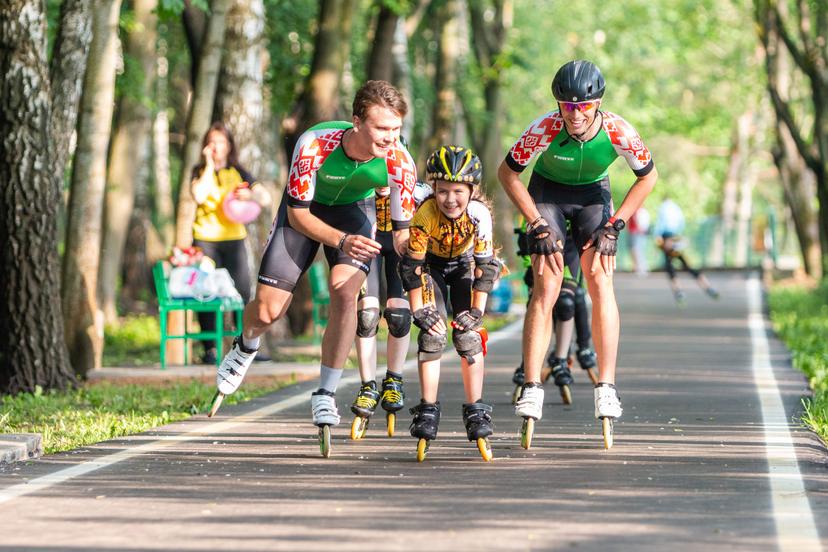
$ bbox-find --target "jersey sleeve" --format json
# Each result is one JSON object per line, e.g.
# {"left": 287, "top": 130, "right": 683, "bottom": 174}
{"left": 385, "top": 143, "right": 417, "bottom": 229}
{"left": 505, "top": 111, "right": 563, "bottom": 173}
{"left": 286, "top": 127, "right": 346, "bottom": 208}
{"left": 407, "top": 199, "right": 435, "bottom": 255}
{"left": 468, "top": 201, "right": 494, "bottom": 260}
{"left": 602, "top": 113, "right": 654, "bottom": 177}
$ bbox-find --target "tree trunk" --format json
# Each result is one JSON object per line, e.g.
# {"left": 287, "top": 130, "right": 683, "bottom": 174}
{"left": 0, "top": 0, "right": 76, "bottom": 393}
{"left": 392, "top": 18, "right": 414, "bottom": 141}
{"left": 174, "top": 0, "right": 231, "bottom": 248}
{"left": 48, "top": 0, "right": 93, "bottom": 182}
{"left": 428, "top": 0, "right": 459, "bottom": 153}
{"left": 153, "top": 36, "right": 175, "bottom": 248}
{"left": 99, "top": 0, "right": 158, "bottom": 324}
{"left": 366, "top": 3, "right": 398, "bottom": 83}
{"left": 182, "top": 0, "right": 207, "bottom": 86}
{"left": 62, "top": 0, "right": 123, "bottom": 376}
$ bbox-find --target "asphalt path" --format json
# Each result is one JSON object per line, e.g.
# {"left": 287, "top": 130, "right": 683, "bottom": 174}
{"left": 1, "top": 272, "right": 826, "bottom": 551}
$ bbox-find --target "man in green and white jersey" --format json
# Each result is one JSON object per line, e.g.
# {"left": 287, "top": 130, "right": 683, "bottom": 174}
{"left": 498, "top": 60, "right": 658, "bottom": 431}
{"left": 215, "top": 81, "right": 417, "bottom": 433}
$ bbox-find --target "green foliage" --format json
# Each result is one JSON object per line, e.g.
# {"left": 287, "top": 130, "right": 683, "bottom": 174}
{"left": 103, "top": 315, "right": 161, "bottom": 366}
{"left": 0, "top": 378, "right": 292, "bottom": 454}
{"left": 157, "top": 0, "right": 209, "bottom": 17}
{"left": 769, "top": 281, "right": 828, "bottom": 442}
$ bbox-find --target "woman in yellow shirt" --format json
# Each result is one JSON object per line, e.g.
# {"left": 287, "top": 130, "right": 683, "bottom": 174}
{"left": 191, "top": 122, "right": 271, "bottom": 364}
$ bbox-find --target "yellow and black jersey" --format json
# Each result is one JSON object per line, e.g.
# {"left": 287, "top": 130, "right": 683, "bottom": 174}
{"left": 375, "top": 188, "right": 393, "bottom": 233}
{"left": 408, "top": 198, "right": 494, "bottom": 260}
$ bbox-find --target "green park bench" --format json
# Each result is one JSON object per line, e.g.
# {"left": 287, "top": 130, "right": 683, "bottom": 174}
{"left": 309, "top": 261, "right": 330, "bottom": 344}
{"left": 152, "top": 261, "right": 244, "bottom": 368}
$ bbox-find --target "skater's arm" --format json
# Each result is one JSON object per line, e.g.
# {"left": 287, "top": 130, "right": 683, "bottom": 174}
{"left": 611, "top": 167, "right": 658, "bottom": 224}
{"left": 288, "top": 206, "right": 380, "bottom": 263}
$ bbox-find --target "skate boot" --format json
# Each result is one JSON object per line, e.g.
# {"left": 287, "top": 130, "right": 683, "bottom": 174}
{"left": 544, "top": 357, "right": 574, "bottom": 405}
{"left": 380, "top": 373, "right": 405, "bottom": 437}
{"left": 209, "top": 337, "right": 257, "bottom": 417}
{"left": 511, "top": 363, "right": 525, "bottom": 405}
{"left": 312, "top": 390, "right": 340, "bottom": 458}
{"left": 706, "top": 287, "right": 720, "bottom": 300}
{"left": 577, "top": 347, "right": 599, "bottom": 385}
{"left": 350, "top": 381, "right": 379, "bottom": 440}
{"left": 515, "top": 383, "right": 544, "bottom": 450}
{"left": 594, "top": 383, "right": 622, "bottom": 450}
{"left": 673, "top": 289, "right": 686, "bottom": 306}
{"left": 462, "top": 401, "right": 494, "bottom": 461}
{"left": 409, "top": 400, "right": 441, "bottom": 462}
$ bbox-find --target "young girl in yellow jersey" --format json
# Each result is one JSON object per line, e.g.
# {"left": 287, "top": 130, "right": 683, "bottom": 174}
{"left": 398, "top": 146, "right": 502, "bottom": 462}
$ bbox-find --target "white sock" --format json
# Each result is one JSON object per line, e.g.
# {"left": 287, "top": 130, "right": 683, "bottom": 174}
{"left": 319, "top": 365, "right": 343, "bottom": 393}
{"left": 241, "top": 334, "right": 260, "bottom": 351}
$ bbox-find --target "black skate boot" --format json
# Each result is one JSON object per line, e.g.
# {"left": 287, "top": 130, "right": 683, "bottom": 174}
{"left": 545, "top": 357, "right": 574, "bottom": 405}
{"left": 463, "top": 401, "right": 494, "bottom": 462}
{"left": 410, "top": 400, "right": 441, "bottom": 462}
{"left": 380, "top": 372, "right": 404, "bottom": 437}
{"left": 349, "top": 381, "right": 379, "bottom": 440}
{"left": 511, "top": 362, "right": 525, "bottom": 405}
{"left": 577, "top": 347, "right": 599, "bottom": 384}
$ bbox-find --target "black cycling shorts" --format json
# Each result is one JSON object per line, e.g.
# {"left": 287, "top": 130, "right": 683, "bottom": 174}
{"left": 360, "top": 231, "right": 405, "bottom": 301}
{"left": 528, "top": 172, "right": 612, "bottom": 253}
{"left": 423, "top": 254, "right": 474, "bottom": 320}
{"left": 258, "top": 193, "right": 375, "bottom": 292}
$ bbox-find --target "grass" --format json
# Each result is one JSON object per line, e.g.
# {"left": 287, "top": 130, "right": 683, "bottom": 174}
{"left": 0, "top": 376, "right": 295, "bottom": 455}
{"left": 768, "top": 280, "right": 828, "bottom": 442}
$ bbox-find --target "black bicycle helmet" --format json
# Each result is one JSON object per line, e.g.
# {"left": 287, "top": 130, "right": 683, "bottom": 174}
{"left": 425, "top": 145, "right": 482, "bottom": 185}
{"left": 551, "top": 60, "right": 605, "bottom": 102}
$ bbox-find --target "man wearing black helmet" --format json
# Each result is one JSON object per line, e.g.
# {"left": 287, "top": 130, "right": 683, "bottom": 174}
{"left": 498, "top": 60, "right": 658, "bottom": 448}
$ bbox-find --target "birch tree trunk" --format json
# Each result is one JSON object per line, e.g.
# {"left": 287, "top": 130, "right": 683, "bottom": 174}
{"left": 428, "top": 0, "right": 459, "bottom": 153}
{"left": 0, "top": 0, "right": 77, "bottom": 393}
{"left": 153, "top": 36, "right": 175, "bottom": 248}
{"left": 61, "top": 0, "right": 123, "bottom": 376}
{"left": 99, "top": 0, "right": 158, "bottom": 324}
{"left": 174, "top": 0, "right": 231, "bottom": 248}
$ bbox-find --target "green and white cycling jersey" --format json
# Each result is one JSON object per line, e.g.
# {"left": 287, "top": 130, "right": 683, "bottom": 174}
{"left": 505, "top": 111, "right": 654, "bottom": 185}
{"left": 286, "top": 121, "right": 417, "bottom": 229}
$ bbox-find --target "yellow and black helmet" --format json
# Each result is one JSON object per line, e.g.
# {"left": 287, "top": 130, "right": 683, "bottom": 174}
{"left": 425, "top": 145, "right": 482, "bottom": 186}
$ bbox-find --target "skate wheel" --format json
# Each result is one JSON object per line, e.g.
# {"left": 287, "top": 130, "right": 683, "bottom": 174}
{"left": 511, "top": 385, "right": 521, "bottom": 405}
{"left": 602, "top": 417, "right": 613, "bottom": 449}
{"left": 350, "top": 416, "right": 368, "bottom": 440}
{"left": 520, "top": 417, "right": 534, "bottom": 450}
{"left": 208, "top": 392, "right": 224, "bottom": 418}
{"left": 319, "top": 425, "right": 332, "bottom": 458}
{"left": 386, "top": 412, "right": 395, "bottom": 438}
{"left": 477, "top": 437, "right": 493, "bottom": 462}
{"left": 560, "top": 384, "right": 572, "bottom": 405}
{"left": 586, "top": 368, "right": 599, "bottom": 385}
{"left": 416, "top": 438, "right": 429, "bottom": 462}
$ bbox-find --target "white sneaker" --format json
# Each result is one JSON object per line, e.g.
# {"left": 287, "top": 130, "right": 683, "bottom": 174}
{"left": 514, "top": 385, "right": 544, "bottom": 420}
{"left": 594, "top": 384, "right": 622, "bottom": 419}
{"left": 311, "top": 391, "right": 341, "bottom": 426}
{"left": 216, "top": 338, "right": 257, "bottom": 395}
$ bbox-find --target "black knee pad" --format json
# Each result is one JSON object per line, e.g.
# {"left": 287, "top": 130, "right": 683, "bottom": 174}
{"left": 452, "top": 329, "right": 483, "bottom": 364}
{"left": 356, "top": 307, "right": 380, "bottom": 337}
{"left": 554, "top": 282, "right": 577, "bottom": 322}
{"left": 384, "top": 307, "right": 411, "bottom": 338}
{"left": 418, "top": 330, "right": 447, "bottom": 361}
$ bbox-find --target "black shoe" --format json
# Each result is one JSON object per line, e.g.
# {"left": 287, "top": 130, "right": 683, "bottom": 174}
{"left": 202, "top": 348, "right": 218, "bottom": 365}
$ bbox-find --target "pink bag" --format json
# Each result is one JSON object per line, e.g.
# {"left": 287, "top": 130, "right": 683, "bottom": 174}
{"left": 222, "top": 187, "right": 261, "bottom": 224}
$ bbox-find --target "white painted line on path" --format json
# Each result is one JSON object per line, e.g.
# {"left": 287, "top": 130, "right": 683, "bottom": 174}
{"left": 0, "top": 318, "right": 523, "bottom": 505}
{"left": 747, "top": 275, "right": 822, "bottom": 551}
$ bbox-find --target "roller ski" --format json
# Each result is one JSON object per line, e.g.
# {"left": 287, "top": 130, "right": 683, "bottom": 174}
{"left": 349, "top": 381, "right": 379, "bottom": 440}
{"left": 594, "top": 383, "right": 622, "bottom": 450}
{"left": 462, "top": 401, "right": 494, "bottom": 462}
{"left": 409, "top": 401, "right": 440, "bottom": 462}
{"left": 312, "top": 390, "right": 341, "bottom": 458}
{"left": 577, "top": 347, "right": 599, "bottom": 385}
{"left": 514, "top": 383, "right": 544, "bottom": 450}
{"left": 208, "top": 337, "right": 257, "bottom": 417}
{"left": 543, "top": 356, "right": 574, "bottom": 405}
{"left": 380, "top": 373, "right": 405, "bottom": 437}
{"left": 510, "top": 363, "right": 525, "bottom": 405}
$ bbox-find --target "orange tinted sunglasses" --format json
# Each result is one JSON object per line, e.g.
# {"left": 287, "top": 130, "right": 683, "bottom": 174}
{"left": 559, "top": 100, "right": 600, "bottom": 113}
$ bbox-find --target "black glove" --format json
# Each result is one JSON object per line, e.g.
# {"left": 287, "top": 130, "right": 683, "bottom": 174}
{"left": 514, "top": 228, "right": 530, "bottom": 257}
{"left": 527, "top": 218, "right": 562, "bottom": 255}
{"left": 453, "top": 308, "right": 483, "bottom": 331}
{"left": 589, "top": 225, "right": 620, "bottom": 256}
{"left": 413, "top": 305, "right": 442, "bottom": 331}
